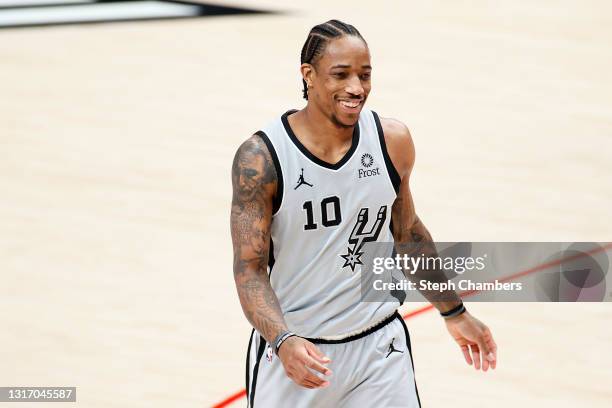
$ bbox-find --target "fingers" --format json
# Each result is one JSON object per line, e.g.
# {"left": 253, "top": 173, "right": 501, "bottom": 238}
{"left": 481, "top": 349, "right": 490, "bottom": 372}
{"left": 476, "top": 339, "right": 490, "bottom": 372}
{"left": 293, "top": 374, "right": 323, "bottom": 389}
{"left": 451, "top": 314, "right": 497, "bottom": 372}
{"left": 306, "top": 342, "right": 331, "bottom": 364}
{"left": 470, "top": 344, "right": 481, "bottom": 370}
{"left": 461, "top": 345, "right": 473, "bottom": 366}
{"left": 286, "top": 365, "right": 328, "bottom": 388}
{"left": 304, "top": 355, "right": 332, "bottom": 376}
{"left": 486, "top": 330, "right": 498, "bottom": 370}
{"left": 281, "top": 339, "right": 332, "bottom": 389}
{"left": 463, "top": 327, "right": 497, "bottom": 372}
{"left": 490, "top": 346, "right": 497, "bottom": 370}
{"left": 302, "top": 380, "right": 323, "bottom": 389}
{"left": 478, "top": 327, "right": 497, "bottom": 371}
{"left": 288, "top": 362, "right": 330, "bottom": 389}
{"left": 301, "top": 367, "right": 330, "bottom": 388}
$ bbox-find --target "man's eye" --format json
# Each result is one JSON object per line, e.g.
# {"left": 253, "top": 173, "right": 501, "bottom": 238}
{"left": 333, "top": 72, "right": 347, "bottom": 79}
{"left": 360, "top": 74, "right": 371, "bottom": 80}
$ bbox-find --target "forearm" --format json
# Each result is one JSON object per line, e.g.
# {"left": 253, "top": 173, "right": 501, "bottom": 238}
{"left": 234, "top": 268, "right": 288, "bottom": 343}
{"left": 394, "top": 216, "right": 462, "bottom": 312}
{"left": 230, "top": 135, "right": 287, "bottom": 343}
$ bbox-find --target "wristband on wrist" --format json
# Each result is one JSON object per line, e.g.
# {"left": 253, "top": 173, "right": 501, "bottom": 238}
{"left": 440, "top": 302, "right": 466, "bottom": 319}
{"left": 273, "top": 331, "right": 297, "bottom": 355}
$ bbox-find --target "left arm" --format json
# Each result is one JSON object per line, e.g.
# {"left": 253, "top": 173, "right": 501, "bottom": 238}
{"left": 382, "top": 117, "right": 498, "bottom": 371}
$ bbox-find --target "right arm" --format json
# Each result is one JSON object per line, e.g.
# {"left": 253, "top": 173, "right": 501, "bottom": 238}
{"left": 230, "top": 134, "right": 332, "bottom": 388}
{"left": 230, "top": 135, "right": 287, "bottom": 344}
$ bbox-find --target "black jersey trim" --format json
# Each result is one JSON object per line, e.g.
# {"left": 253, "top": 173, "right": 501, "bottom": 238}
{"left": 248, "top": 336, "right": 267, "bottom": 407}
{"left": 281, "top": 109, "right": 360, "bottom": 170}
{"left": 304, "top": 311, "right": 399, "bottom": 344}
{"left": 267, "top": 238, "right": 275, "bottom": 277}
{"left": 255, "top": 130, "right": 283, "bottom": 215}
{"left": 245, "top": 329, "right": 254, "bottom": 397}
{"left": 372, "top": 111, "right": 401, "bottom": 194}
{"left": 399, "top": 316, "right": 422, "bottom": 407}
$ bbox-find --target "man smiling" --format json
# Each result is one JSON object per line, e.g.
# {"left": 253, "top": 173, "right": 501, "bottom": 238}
{"left": 231, "top": 19, "right": 497, "bottom": 407}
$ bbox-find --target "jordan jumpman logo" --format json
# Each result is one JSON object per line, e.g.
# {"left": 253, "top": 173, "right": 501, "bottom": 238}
{"left": 294, "top": 168, "right": 314, "bottom": 190}
{"left": 385, "top": 337, "right": 404, "bottom": 358}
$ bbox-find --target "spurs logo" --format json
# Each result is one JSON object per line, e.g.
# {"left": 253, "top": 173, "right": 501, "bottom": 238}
{"left": 340, "top": 205, "right": 387, "bottom": 272}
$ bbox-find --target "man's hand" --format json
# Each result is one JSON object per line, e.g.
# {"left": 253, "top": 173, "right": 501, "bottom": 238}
{"left": 277, "top": 336, "right": 333, "bottom": 389}
{"left": 445, "top": 311, "right": 498, "bottom": 371}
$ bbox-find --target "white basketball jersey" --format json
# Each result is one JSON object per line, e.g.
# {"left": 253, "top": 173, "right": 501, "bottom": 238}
{"left": 258, "top": 108, "right": 401, "bottom": 339}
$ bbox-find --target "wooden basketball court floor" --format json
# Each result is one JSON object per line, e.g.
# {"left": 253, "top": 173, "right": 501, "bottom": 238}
{"left": 1, "top": 1, "right": 611, "bottom": 406}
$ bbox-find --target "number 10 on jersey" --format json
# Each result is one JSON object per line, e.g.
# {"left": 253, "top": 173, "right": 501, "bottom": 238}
{"left": 302, "top": 196, "right": 342, "bottom": 230}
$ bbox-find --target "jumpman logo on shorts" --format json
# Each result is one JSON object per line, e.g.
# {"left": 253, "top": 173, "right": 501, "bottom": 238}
{"left": 385, "top": 337, "right": 403, "bottom": 358}
{"left": 294, "top": 168, "right": 314, "bottom": 190}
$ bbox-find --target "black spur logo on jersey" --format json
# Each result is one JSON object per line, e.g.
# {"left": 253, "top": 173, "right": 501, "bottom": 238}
{"left": 359, "top": 153, "right": 381, "bottom": 179}
{"left": 340, "top": 205, "right": 387, "bottom": 272}
{"left": 294, "top": 168, "right": 314, "bottom": 190}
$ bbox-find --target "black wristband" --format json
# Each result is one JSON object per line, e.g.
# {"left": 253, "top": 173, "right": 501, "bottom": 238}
{"left": 273, "top": 331, "right": 297, "bottom": 355}
{"left": 440, "top": 302, "right": 466, "bottom": 319}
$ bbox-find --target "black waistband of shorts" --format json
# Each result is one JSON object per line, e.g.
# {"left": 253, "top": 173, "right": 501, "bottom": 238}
{"left": 304, "top": 311, "right": 400, "bottom": 344}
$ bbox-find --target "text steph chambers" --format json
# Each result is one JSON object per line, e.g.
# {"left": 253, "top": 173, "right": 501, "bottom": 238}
{"left": 372, "top": 279, "right": 523, "bottom": 292}
{"left": 369, "top": 253, "right": 523, "bottom": 293}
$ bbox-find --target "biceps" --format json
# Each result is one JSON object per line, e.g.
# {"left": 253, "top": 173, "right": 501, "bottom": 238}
{"left": 231, "top": 199, "right": 272, "bottom": 273}
{"left": 391, "top": 177, "right": 418, "bottom": 241}
{"left": 230, "top": 136, "right": 277, "bottom": 275}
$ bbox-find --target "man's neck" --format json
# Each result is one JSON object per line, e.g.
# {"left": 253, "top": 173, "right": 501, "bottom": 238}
{"left": 293, "top": 104, "right": 355, "bottom": 152}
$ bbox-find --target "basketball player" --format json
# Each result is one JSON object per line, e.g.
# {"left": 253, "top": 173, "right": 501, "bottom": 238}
{"left": 231, "top": 20, "right": 497, "bottom": 407}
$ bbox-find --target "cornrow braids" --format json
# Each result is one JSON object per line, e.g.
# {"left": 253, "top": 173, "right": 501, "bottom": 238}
{"left": 300, "top": 19, "right": 366, "bottom": 100}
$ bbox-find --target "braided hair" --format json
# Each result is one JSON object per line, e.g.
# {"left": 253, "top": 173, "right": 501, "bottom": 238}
{"left": 300, "top": 20, "right": 366, "bottom": 100}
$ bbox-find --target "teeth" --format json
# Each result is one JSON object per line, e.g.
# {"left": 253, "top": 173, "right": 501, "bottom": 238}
{"left": 340, "top": 100, "right": 360, "bottom": 108}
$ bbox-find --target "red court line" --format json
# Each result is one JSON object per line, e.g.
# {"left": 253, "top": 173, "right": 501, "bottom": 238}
{"left": 402, "top": 304, "right": 434, "bottom": 319}
{"left": 211, "top": 389, "right": 246, "bottom": 408}
{"left": 212, "top": 242, "right": 612, "bottom": 407}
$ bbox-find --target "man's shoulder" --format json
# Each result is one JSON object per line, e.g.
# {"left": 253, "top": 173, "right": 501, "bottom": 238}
{"left": 235, "top": 132, "right": 270, "bottom": 159}
{"left": 376, "top": 115, "right": 415, "bottom": 176}
{"left": 377, "top": 115, "right": 411, "bottom": 144}
{"left": 232, "top": 132, "right": 277, "bottom": 185}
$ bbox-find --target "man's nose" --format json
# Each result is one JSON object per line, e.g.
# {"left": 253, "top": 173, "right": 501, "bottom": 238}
{"left": 345, "top": 75, "right": 364, "bottom": 96}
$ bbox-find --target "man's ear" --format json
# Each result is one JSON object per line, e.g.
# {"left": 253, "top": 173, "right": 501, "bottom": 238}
{"left": 300, "top": 63, "right": 315, "bottom": 88}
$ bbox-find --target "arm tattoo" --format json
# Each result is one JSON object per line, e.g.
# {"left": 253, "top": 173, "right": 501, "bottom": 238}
{"left": 230, "top": 135, "right": 288, "bottom": 342}
{"left": 391, "top": 182, "right": 461, "bottom": 310}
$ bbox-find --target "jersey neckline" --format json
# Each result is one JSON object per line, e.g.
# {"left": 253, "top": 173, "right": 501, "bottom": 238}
{"left": 281, "top": 109, "right": 360, "bottom": 170}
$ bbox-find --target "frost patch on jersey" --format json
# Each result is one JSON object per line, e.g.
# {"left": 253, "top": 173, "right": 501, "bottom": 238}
{"left": 361, "top": 153, "right": 374, "bottom": 167}
{"left": 359, "top": 152, "right": 381, "bottom": 179}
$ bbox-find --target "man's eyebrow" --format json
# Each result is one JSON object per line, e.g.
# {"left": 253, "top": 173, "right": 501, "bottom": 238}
{"left": 330, "top": 64, "right": 373, "bottom": 69}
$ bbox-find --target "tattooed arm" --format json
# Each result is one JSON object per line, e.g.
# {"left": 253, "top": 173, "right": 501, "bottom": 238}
{"left": 383, "top": 118, "right": 498, "bottom": 371}
{"left": 383, "top": 117, "right": 462, "bottom": 311}
{"left": 231, "top": 134, "right": 332, "bottom": 388}
{"left": 231, "top": 135, "right": 287, "bottom": 344}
